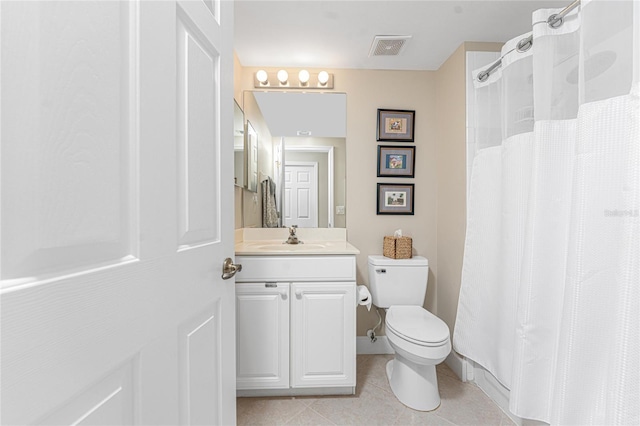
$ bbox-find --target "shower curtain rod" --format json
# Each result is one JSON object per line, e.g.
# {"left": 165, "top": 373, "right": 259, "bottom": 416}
{"left": 477, "top": 0, "right": 581, "bottom": 82}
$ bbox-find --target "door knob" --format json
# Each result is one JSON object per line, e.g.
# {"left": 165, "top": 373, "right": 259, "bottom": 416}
{"left": 222, "top": 258, "right": 242, "bottom": 280}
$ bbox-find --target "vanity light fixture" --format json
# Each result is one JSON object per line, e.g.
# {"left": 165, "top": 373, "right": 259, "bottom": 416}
{"left": 253, "top": 69, "right": 334, "bottom": 90}
{"left": 256, "top": 69, "right": 269, "bottom": 86}
{"left": 277, "top": 69, "right": 289, "bottom": 85}
{"left": 298, "top": 69, "right": 310, "bottom": 85}
{"left": 318, "top": 71, "right": 330, "bottom": 86}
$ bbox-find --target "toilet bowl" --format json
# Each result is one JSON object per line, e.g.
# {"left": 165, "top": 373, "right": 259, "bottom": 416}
{"left": 367, "top": 255, "right": 451, "bottom": 411}
{"left": 384, "top": 306, "right": 451, "bottom": 411}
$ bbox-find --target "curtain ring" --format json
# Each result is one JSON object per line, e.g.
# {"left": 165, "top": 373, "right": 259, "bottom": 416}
{"left": 547, "top": 13, "right": 564, "bottom": 28}
{"left": 477, "top": 71, "right": 490, "bottom": 82}
{"left": 516, "top": 37, "right": 533, "bottom": 53}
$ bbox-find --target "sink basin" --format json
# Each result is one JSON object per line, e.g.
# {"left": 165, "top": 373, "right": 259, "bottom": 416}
{"left": 256, "top": 243, "right": 327, "bottom": 251}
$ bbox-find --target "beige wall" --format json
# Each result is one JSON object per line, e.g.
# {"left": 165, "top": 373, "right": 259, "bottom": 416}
{"left": 434, "top": 42, "right": 502, "bottom": 339}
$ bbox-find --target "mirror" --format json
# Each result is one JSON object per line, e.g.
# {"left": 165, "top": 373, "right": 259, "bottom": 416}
{"left": 233, "top": 101, "right": 245, "bottom": 187}
{"left": 246, "top": 120, "right": 258, "bottom": 192}
{"left": 243, "top": 90, "right": 347, "bottom": 228}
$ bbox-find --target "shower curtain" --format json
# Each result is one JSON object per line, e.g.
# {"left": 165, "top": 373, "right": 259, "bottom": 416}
{"left": 453, "top": 0, "right": 639, "bottom": 424}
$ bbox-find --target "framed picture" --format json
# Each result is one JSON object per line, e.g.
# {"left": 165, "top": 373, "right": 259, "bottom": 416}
{"left": 376, "top": 109, "right": 415, "bottom": 142}
{"left": 377, "top": 183, "right": 415, "bottom": 215}
{"left": 377, "top": 145, "right": 415, "bottom": 178}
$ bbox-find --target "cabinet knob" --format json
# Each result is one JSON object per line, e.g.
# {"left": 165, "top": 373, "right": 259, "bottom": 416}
{"left": 295, "top": 289, "right": 303, "bottom": 298}
{"left": 280, "top": 289, "right": 288, "bottom": 300}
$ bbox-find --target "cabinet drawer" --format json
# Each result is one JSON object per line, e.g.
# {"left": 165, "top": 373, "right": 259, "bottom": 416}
{"left": 235, "top": 256, "right": 356, "bottom": 282}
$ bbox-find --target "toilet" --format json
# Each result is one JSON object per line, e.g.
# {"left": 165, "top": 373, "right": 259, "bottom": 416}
{"left": 367, "top": 255, "right": 451, "bottom": 411}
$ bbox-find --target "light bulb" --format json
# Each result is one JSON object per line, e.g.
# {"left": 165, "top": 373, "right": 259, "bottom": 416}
{"left": 298, "top": 70, "right": 310, "bottom": 84}
{"left": 256, "top": 69, "right": 268, "bottom": 84}
{"left": 277, "top": 69, "right": 289, "bottom": 84}
{"left": 318, "top": 71, "right": 329, "bottom": 85}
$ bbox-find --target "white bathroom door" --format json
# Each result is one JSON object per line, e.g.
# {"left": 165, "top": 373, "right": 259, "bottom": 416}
{"left": 284, "top": 162, "right": 319, "bottom": 228}
{"left": 0, "top": 1, "right": 236, "bottom": 425}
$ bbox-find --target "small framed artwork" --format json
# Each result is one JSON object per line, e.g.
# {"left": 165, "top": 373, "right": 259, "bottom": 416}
{"left": 377, "top": 145, "right": 415, "bottom": 178}
{"left": 376, "top": 109, "right": 415, "bottom": 142}
{"left": 377, "top": 183, "right": 415, "bottom": 215}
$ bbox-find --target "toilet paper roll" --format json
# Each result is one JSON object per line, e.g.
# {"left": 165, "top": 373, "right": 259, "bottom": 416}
{"left": 357, "top": 285, "right": 372, "bottom": 311}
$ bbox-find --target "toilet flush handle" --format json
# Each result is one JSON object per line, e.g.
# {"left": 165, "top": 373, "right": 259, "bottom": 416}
{"left": 375, "top": 268, "right": 386, "bottom": 274}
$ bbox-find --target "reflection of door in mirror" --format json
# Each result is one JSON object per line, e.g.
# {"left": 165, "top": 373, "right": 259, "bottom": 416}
{"left": 246, "top": 120, "right": 258, "bottom": 192}
{"left": 243, "top": 91, "right": 347, "bottom": 228}
{"left": 283, "top": 161, "right": 319, "bottom": 228}
{"left": 284, "top": 142, "right": 345, "bottom": 228}
{"left": 233, "top": 101, "right": 245, "bottom": 187}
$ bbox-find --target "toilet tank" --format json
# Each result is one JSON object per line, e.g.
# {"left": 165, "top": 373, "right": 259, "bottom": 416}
{"left": 367, "top": 255, "right": 429, "bottom": 308}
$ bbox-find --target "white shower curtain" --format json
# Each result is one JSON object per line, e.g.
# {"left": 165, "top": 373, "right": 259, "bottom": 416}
{"left": 453, "top": 1, "right": 639, "bottom": 424}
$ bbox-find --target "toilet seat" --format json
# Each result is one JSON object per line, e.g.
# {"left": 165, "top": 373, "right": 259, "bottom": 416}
{"left": 386, "top": 306, "right": 449, "bottom": 347}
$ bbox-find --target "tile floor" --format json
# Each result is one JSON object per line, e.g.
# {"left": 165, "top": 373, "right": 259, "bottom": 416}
{"left": 237, "top": 354, "right": 515, "bottom": 425}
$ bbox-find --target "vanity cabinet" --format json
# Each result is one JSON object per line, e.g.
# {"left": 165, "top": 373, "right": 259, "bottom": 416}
{"left": 235, "top": 255, "right": 356, "bottom": 396}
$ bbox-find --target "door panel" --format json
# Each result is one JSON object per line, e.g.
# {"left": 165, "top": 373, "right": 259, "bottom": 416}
{"left": 179, "top": 303, "right": 221, "bottom": 425}
{"left": 283, "top": 162, "right": 318, "bottom": 228}
{"left": 0, "top": 0, "right": 135, "bottom": 283}
{"left": 0, "top": 1, "right": 235, "bottom": 424}
{"left": 37, "top": 361, "right": 136, "bottom": 426}
{"left": 177, "top": 13, "right": 219, "bottom": 248}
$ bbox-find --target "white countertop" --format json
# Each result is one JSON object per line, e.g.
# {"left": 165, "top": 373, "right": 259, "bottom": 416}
{"left": 235, "top": 228, "right": 360, "bottom": 256}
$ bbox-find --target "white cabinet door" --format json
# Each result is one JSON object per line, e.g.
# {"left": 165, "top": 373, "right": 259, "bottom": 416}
{"left": 0, "top": 1, "right": 236, "bottom": 424}
{"left": 291, "top": 283, "right": 356, "bottom": 388}
{"left": 236, "top": 283, "right": 290, "bottom": 389}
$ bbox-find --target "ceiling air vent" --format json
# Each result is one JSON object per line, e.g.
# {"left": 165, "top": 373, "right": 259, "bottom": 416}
{"left": 369, "top": 35, "right": 412, "bottom": 57}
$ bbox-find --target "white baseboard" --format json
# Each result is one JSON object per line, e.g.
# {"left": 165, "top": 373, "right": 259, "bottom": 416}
{"left": 472, "top": 361, "right": 548, "bottom": 426}
{"left": 445, "top": 351, "right": 472, "bottom": 382}
{"left": 356, "top": 336, "right": 394, "bottom": 354}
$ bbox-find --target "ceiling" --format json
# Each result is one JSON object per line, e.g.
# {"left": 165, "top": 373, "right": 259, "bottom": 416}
{"left": 234, "top": 1, "right": 566, "bottom": 71}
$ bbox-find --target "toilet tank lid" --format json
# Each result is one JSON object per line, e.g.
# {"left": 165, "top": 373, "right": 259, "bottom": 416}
{"left": 368, "top": 255, "right": 428, "bottom": 266}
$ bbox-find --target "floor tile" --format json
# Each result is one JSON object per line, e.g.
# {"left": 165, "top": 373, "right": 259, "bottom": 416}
{"left": 394, "top": 409, "right": 458, "bottom": 425}
{"left": 356, "top": 354, "right": 394, "bottom": 394}
{"left": 236, "top": 396, "right": 308, "bottom": 425}
{"left": 237, "top": 355, "right": 514, "bottom": 426}
{"left": 309, "top": 383, "right": 404, "bottom": 425}
{"left": 436, "top": 362, "right": 459, "bottom": 379}
{"left": 285, "top": 407, "right": 336, "bottom": 425}
{"left": 435, "top": 374, "right": 511, "bottom": 426}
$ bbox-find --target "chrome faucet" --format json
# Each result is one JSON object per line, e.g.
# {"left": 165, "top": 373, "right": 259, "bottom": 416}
{"left": 286, "top": 225, "right": 301, "bottom": 244}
